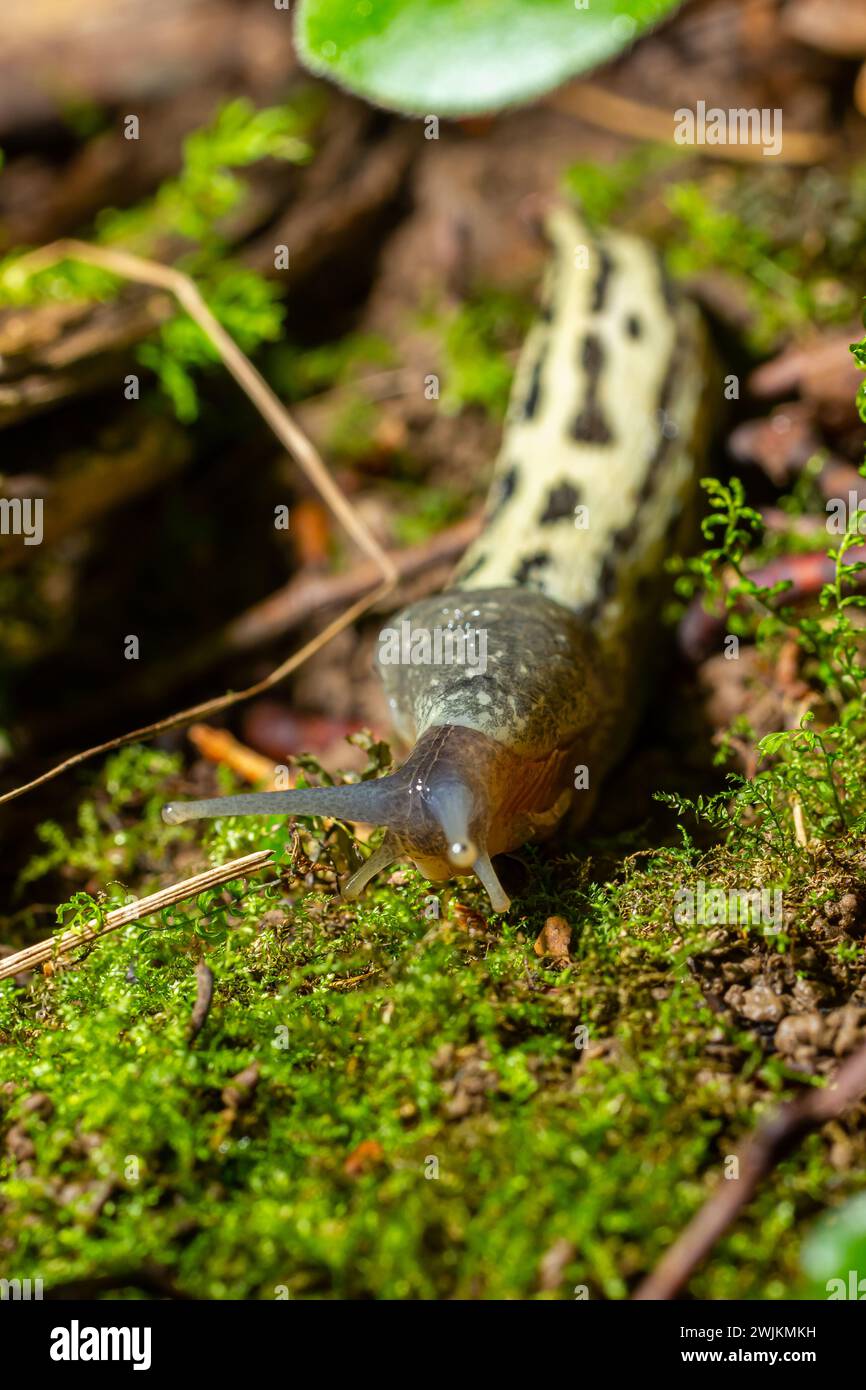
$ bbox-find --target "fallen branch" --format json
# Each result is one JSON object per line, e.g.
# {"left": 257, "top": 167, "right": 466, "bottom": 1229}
{"left": 0, "top": 850, "right": 273, "bottom": 983}
{"left": 552, "top": 83, "right": 833, "bottom": 165}
{"left": 633, "top": 1039, "right": 866, "bottom": 1299}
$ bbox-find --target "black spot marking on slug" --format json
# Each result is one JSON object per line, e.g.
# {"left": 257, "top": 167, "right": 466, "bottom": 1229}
{"left": 513, "top": 552, "right": 551, "bottom": 586}
{"left": 657, "top": 256, "right": 679, "bottom": 312}
{"left": 582, "top": 334, "right": 604, "bottom": 375}
{"left": 539, "top": 257, "right": 559, "bottom": 324}
{"left": 633, "top": 570, "right": 654, "bottom": 604}
{"left": 592, "top": 247, "right": 614, "bottom": 313}
{"left": 485, "top": 464, "right": 519, "bottom": 522}
{"left": 625, "top": 313, "right": 642, "bottom": 339}
{"left": 522, "top": 347, "right": 546, "bottom": 420}
{"left": 458, "top": 553, "right": 489, "bottom": 583}
{"left": 636, "top": 345, "right": 683, "bottom": 505}
{"left": 664, "top": 498, "right": 685, "bottom": 544}
{"left": 612, "top": 521, "right": 637, "bottom": 550}
{"left": 540, "top": 481, "right": 581, "bottom": 524}
{"left": 583, "top": 559, "right": 615, "bottom": 624}
{"left": 572, "top": 405, "right": 614, "bottom": 446}
{"left": 583, "top": 523, "right": 633, "bottom": 622}
{"left": 570, "top": 334, "right": 614, "bottom": 445}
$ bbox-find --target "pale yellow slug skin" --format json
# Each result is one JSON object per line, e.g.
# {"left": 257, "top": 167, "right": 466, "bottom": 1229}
{"left": 452, "top": 206, "right": 709, "bottom": 664}
{"left": 379, "top": 205, "right": 713, "bottom": 872}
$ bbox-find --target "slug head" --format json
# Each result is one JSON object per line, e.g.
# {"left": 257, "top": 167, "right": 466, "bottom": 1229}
{"left": 370, "top": 724, "right": 514, "bottom": 910}
{"left": 162, "top": 724, "right": 530, "bottom": 912}
{"left": 162, "top": 592, "right": 610, "bottom": 911}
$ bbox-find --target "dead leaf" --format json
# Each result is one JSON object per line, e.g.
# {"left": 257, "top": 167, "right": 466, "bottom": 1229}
{"left": 450, "top": 901, "right": 487, "bottom": 933}
{"left": 538, "top": 1237, "right": 575, "bottom": 1292}
{"left": 343, "top": 1138, "right": 385, "bottom": 1176}
{"left": 534, "top": 916, "right": 572, "bottom": 962}
{"left": 290, "top": 498, "right": 331, "bottom": 568}
{"left": 188, "top": 723, "right": 277, "bottom": 787}
{"left": 728, "top": 403, "right": 819, "bottom": 483}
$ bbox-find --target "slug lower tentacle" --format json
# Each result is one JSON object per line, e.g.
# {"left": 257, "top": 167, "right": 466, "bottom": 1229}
{"left": 163, "top": 205, "right": 712, "bottom": 911}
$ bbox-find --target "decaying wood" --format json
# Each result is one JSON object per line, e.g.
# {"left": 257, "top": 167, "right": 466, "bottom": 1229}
{"left": 0, "top": 291, "right": 176, "bottom": 427}
{"left": 244, "top": 122, "right": 419, "bottom": 280}
{"left": 0, "top": 414, "right": 190, "bottom": 571}
{"left": 9, "top": 240, "right": 396, "bottom": 579}
{"left": 781, "top": 0, "right": 866, "bottom": 57}
{"left": 0, "top": 104, "right": 416, "bottom": 430}
{"left": 0, "top": 240, "right": 397, "bottom": 807}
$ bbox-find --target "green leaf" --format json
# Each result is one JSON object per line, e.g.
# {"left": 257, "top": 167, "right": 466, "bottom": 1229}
{"left": 295, "top": 0, "right": 682, "bottom": 117}
{"left": 757, "top": 732, "right": 791, "bottom": 757}
{"left": 802, "top": 1194, "right": 866, "bottom": 1297}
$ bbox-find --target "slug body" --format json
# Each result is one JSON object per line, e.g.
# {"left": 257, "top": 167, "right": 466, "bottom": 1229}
{"left": 163, "top": 207, "right": 711, "bottom": 911}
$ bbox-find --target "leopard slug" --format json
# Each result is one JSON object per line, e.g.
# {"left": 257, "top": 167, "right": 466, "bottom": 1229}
{"left": 163, "top": 206, "right": 712, "bottom": 911}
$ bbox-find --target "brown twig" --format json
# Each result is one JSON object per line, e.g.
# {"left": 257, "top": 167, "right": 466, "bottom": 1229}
{"left": 0, "top": 239, "right": 398, "bottom": 807}
{"left": 551, "top": 84, "right": 833, "bottom": 165}
{"left": 633, "top": 1039, "right": 866, "bottom": 1299}
{"left": 187, "top": 724, "right": 280, "bottom": 786}
{"left": 0, "top": 850, "right": 273, "bottom": 983}
{"left": 189, "top": 959, "right": 215, "bottom": 1041}
{"left": 791, "top": 798, "right": 809, "bottom": 849}
{"left": 0, "top": 586, "right": 391, "bottom": 806}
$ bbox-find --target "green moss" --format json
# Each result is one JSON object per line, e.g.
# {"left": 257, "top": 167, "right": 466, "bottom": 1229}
{"left": 389, "top": 484, "right": 466, "bottom": 546}
{"left": 565, "top": 143, "right": 686, "bottom": 225}
{"left": 423, "top": 289, "right": 534, "bottom": 420}
{"left": 2, "top": 736, "right": 865, "bottom": 1299}
{"left": 268, "top": 332, "right": 395, "bottom": 403}
{"left": 3, "top": 457, "right": 866, "bottom": 1299}
{"left": 565, "top": 152, "right": 866, "bottom": 350}
{"left": 2, "top": 144, "right": 866, "bottom": 1303}
{"left": 0, "top": 96, "right": 320, "bottom": 422}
